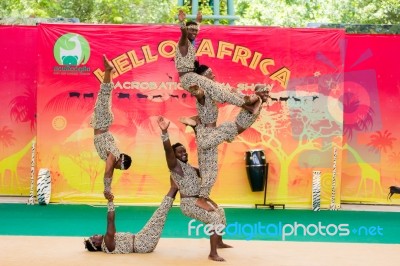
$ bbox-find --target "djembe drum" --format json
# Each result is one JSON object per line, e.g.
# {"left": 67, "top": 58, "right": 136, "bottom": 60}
{"left": 245, "top": 149, "right": 267, "bottom": 192}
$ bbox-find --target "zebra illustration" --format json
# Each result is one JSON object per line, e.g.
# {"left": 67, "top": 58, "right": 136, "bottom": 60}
{"left": 312, "top": 171, "right": 321, "bottom": 211}
{"left": 330, "top": 147, "right": 338, "bottom": 210}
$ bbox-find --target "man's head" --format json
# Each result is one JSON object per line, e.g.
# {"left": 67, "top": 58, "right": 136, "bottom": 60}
{"left": 84, "top": 235, "right": 103, "bottom": 252}
{"left": 172, "top": 142, "right": 188, "bottom": 163}
{"left": 254, "top": 84, "right": 270, "bottom": 103}
{"left": 115, "top": 153, "right": 132, "bottom": 170}
{"left": 186, "top": 21, "right": 199, "bottom": 42}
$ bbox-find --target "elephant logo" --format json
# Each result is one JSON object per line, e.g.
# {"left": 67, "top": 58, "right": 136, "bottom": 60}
{"left": 53, "top": 33, "right": 90, "bottom": 66}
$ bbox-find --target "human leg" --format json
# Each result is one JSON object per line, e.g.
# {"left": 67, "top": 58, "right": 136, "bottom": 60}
{"left": 235, "top": 99, "right": 262, "bottom": 134}
{"left": 179, "top": 115, "right": 199, "bottom": 127}
{"left": 196, "top": 123, "right": 238, "bottom": 150}
{"left": 90, "top": 55, "right": 116, "bottom": 130}
{"left": 180, "top": 198, "right": 226, "bottom": 261}
{"left": 197, "top": 147, "right": 218, "bottom": 210}
{"left": 209, "top": 233, "right": 225, "bottom": 261}
{"left": 93, "top": 132, "right": 121, "bottom": 161}
{"left": 196, "top": 100, "right": 262, "bottom": 150}
{"left": 133, "top": 195, "right": 175, "bottom": 253}
{"left": 181, "top": 73, "right": 247, "bottom": 107}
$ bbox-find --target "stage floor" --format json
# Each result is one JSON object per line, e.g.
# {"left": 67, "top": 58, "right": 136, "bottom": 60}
{"left": 1, "top": 236, "right": 399, "bottom": 266}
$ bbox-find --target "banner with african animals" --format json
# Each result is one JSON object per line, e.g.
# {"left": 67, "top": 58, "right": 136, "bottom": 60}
{"left": 3, "top": 24, "right": 348, "bottom": 208}
{"left": 32, "top": 23, "right": 345, "bottom": 207}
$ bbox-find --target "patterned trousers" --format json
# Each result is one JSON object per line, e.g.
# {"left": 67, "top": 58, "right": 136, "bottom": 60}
{"left": 197, "top": 109, "right": 260, "bottom": 198}
{"left": 91, "top": 83, "right": 120, "bottom": 161}
{"left": 180, "top": 197, "right": 226, "bottom": 228}
{"left": 180, "top": 72, "right": 245, "bottom": 106}
{"left": 134, "top": 196, "right": 174, "bottom": 253}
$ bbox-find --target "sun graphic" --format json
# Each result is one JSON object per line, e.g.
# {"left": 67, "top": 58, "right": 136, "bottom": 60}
{"left": 52, "top": 116, "right": 67, "bottom": 131}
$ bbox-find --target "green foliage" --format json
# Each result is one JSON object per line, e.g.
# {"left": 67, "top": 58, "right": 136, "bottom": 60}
{"left": 1, "top": 0, "right": 399, "bottom": 30}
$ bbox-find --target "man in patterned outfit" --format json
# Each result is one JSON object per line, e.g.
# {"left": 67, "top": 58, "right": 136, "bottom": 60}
{"left": 90, "top": 55, "right": 132, "bottom": 198}
{"left": 180, "top": 64, "right": 269, "bottom": 211}
{"left": 157, "top": 116, "right": 232, "bottom": 262}
{"left": 175, "top": 10, "right": 260, "bottom": 114}
{"left": 84, "top": 180, "right": 178, "bottom": 254}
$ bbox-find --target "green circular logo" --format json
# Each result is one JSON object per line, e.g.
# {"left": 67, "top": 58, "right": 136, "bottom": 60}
{"left": 54, "top": 33, "right": 90, "bottom": 65}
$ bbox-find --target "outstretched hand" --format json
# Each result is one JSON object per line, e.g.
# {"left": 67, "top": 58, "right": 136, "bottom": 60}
{"left": 104, "top": 191, "right": 114, "bottom": 202}
{"left": 103, "top": 54, "right": 115, "bottom": 73}
{"left": 178, "top": 9, "right": 186, "bottom": 22}
{"left": 157, "top": 116, "right": 170, "bottom": 131}
{"left": 195, "top": 11, "right": 202, "bottom": 23}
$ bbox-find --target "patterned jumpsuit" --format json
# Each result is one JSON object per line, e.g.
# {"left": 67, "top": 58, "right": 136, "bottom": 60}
{"left": 90, "top": 83, "right": 120, "bottom": 161}
{"left": 175, "top": 41, "right": 245, "bottom": 107}
{"left": 101, "top": 195, "right": 174, "bottom": 254}
{"left": 171, "top": 160, "right": 226, "bottom": 228}
{"left": 195, "top": 95, "right": 262, "bottom": 198}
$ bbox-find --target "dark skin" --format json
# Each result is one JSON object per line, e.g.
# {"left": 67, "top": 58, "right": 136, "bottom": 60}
{"left": 89, "top": 182, "right": 179, "bottom": 252}
{"left": 157, "top": 116, "right": 232, "bottom": 262}
{"left": 177, "top": 9, "right": 202, "bottom": 68}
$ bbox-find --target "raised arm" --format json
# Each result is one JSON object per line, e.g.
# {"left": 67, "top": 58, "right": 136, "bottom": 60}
{"left": 195, "top": 11, "right": 202, "bottom": 24}
{"left": 157, "top": 116, "right": 180, "bottom": 172}
{"left": 103, "top": 191, "right": 116, "bottom": 252}
{"left": 103, "top": 55, "right": 114, "bottom": 83}
{"left": 103, "top": 153, "right": 116, "bottom": 197}
{"left": 177, "top": 9, "right": 190, "bottom": 57}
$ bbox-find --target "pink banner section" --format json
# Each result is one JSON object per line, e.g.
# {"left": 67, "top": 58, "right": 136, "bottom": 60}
{"left": 0, "top": 26, "right": 37, "bottom": 196}
{"left": 341, "top": 34, "right": 400, "bottom": 203}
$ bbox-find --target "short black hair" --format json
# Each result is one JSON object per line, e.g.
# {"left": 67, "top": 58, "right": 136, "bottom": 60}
{"left": 195, "top": 64, "right": 209, "bottom": 75}
{"left": 120, "top": 153, "right": 132, "bottom": 170}
{"left": 194, "top": 60, "right": 209, "bottom": 76}
{"left": 84, "top": 239, "right": 101, "bottom": 252}
{"left": 171, "top": 143, "right": 184, "bottom": 153}
{"left": 186, "top": 21, "right": 198, "bottom": 27}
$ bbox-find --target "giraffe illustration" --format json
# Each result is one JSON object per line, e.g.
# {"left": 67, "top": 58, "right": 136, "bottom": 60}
{"left": 0, "top": 138, "right": 35, "bottom": 189}
{"left": 344, "top": 144, "right": 383, "bottom": 196}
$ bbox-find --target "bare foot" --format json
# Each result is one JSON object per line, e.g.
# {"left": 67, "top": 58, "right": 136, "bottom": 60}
{"left": 209, "top": 254, "right": 226, "bottom": 262}
{"left": 196, "top": 197, "right": 215, "bottom": 212}
{"left": 218, "top": 242, "right": 233, "bottom": 248}
{"left": 243, "top": 96, "right": 262, "bottom": 114}
{"left": 244, "top": 94, "right": 259, "bottom": 105}
{"left": 188, "top": 84, "right": 205, "bottom": 99}
{"left": 252, "top": 96, "right": 262, "bottom": 114}
{"left": 179, "top": 116, "right": 197, "bottom": 127}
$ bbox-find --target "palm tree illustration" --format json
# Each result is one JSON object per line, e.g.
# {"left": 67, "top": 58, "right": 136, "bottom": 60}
{"left": 9, "top": 87, "right": 37, "bottom": 130}
{"left": 343, "top": 93, "right": 374, "bottom": 140}
{"left": 0, "top": 126, "right": 16, "bottom": 150}
{"left": 367, "top": 130, "right": 396, "bottom": 154}
{"left": 388, "top": 152, "right": 400, "bottom": 168}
